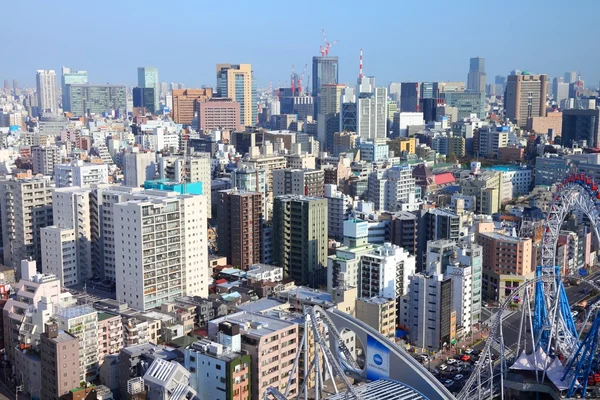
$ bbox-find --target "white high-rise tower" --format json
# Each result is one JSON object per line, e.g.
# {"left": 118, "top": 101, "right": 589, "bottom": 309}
{"left": 36, "top": 70, "right": 58, "bottom": 114}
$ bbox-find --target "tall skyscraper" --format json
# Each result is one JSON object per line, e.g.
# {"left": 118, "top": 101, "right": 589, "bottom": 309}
{"left": 272, "top": 195, "right": 328, "bottom": 287}
{"left": 61, "top": 67, "right": 88, "bottom": 112}
{"left": 137, "top": 66, "right": 160, "bottom": 113}
{"left": 2, "top": 80, "right": 9, "bottom": 95}
{"left": 36, "top": 70, "right": 58, "bottom": 114}
{"left": 217, "top": 190, "right": 262, "bottom": 269}
{"left": 317, "top": 83, "right": 345, "bottom": 151}
{"left": 216, "top": 64, "right": 256, "bottom": 126}
{"left": 312, "top": 56, "right": 339, "bottom": 117}
{"left": 132, "top": 87, "right": 155, "bottom": 113}
{"left": 356, "top": 77, "right": 388, "bottom": 140}
{"left": 400, "top": 82, "right": 419, "bottom": 112}
{"left": 552, "top": 77, "right": 569, "bottom": 108}
{"left": 564, "top": 71, "right": 577, "bottom": 84}
{"left": 505, "top": 72, "right": 548, "bottom": 128}
{"left": 171, "top": 88, "right": 213, "bottom": 125}
{"left": 467, "top": 57, "right": 486, "bottom": 92}
{"left": 561, "top": 108, "right": 600, "bottom": 148}
{"left": 12, "top": 80, "right": 19, "bottom": 96}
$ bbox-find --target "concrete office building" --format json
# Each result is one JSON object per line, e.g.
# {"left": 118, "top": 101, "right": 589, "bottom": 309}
{"left": 54, "top": 161, "right": 109, "bottom": 188}
{"left": 477, "top": 126, "right": 509, "bottom": 158}
{"left": 55, "top": 305, "right": 99, "bottom": 382}
{"left": 0, "top": 177, "right": 54, "bottom": 270}
{"left": 198, "top": 98, "right": 241, "bottom": 132}
{"left": 123, "top": 151, "right": 157, "bottom": 187}
{"left": 132, "top": 87, "right": 155, "bottom": 114}
{"left": 208, "top": 312, "right": 299, "bottom": 400}
{"left": 561, "top": 108, "right": 600, "bottom": 148}
{"left": 312, "top": 56, "right": 339, "bottom": 117}
{"left": 390, "top": 211, "right": 419, "bottom": 256}
{"left": 67, "top": 84, "right": 127, "bottom": 117}
{"left": 217, "top": 190, "right": 262, "bottom": 269}
{"left": 486, "top": 165, "right": 532, "bottom": 197}
{"left": 40, "top": 324, "right": 81, "bottom": 400}
{"left": 272, "top": 168, "right": 325, "bottom": 197}
{"left": 317, "top": 83, "right": 345, "bottom": 151}
{"left": 400, "top": 82, "right": 419, "bottom": 112}
{"left": 158, "top": 153, "right": 211, "bottom": 205}
{"left": 36, "top": 70, "right": 58, "bottom": 114}
{"left": 61, "top": 67, "right": 88, "bottom": 112}
{"left": 444, "top": 91, "right": 486, "bottom": 120}
{"left": 505, "top": 73, "right": 548, "bottom": 128}
{"left": 394, "top": 112, "right": 424, "bottom": 137}
{"left": 137, "top": 66, "right": 160, "bottom": 113}
{"left": 367, "top": 165, "right": 420, "bottom": 212}
{"left": 171, "top": 88, "right": 213, "bottom": 125}
{"left": 360, "top": 139, "right": 389, "bottom": 162}
{"left": 216, "top": 64, "right": 256, "bottom": 126}
{"left": 32, "top": 145, "right": 60, "bottom": 176}
{"left": 467, "top": 57, "right": 486, "bottom": 93}
{"left": 185, "top": 323, "right": 251, "bottom": 399}
{"left": 272, "top": 195, "right": 328, "bottom": 287}
{"left": 114, "top": 191, "right": 208, "bottom": 310}
{"left": 41, "top": 226, "right": 78, "bottom": 286}
{"left": 401, "top": 262, "right": 456, "bottom": 351}
{"left": 356, "top": 83, "right": 388, "bottom": 140}
{"left": 552, "top": 78, "right": 569, "bottom": 108}
{"left": 564, "top": 71, "right": 577, "bottom": 84}
{"left": 460, "top": 170, "right": 503, "bottom": 215}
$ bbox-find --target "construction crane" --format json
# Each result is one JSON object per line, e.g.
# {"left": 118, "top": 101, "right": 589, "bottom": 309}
{"left": 319, "top": 28, "right": 339, "bottom": 56}
{"left": 297, "top": 64, "right": 308, "bottom": 94}
{"left": 291, "top": 64, "right": 295, "bottom": 95}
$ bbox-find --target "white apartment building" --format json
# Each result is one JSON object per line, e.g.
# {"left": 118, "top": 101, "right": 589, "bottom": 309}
{"left": 114, "top": 191, "right": 207, "bottom": 311}
{"left": 478, "top": 127, "right": 509, "bottom": 158}
{"left": 0, "top": 177, "right": 54, "bottom": 270}
{"left": 32, "top": 145, "right": 60, "bottom": 176}
{"left": 55, "top": 304, "right": 99, "bottom": 382}
{"left": 360, "top": 242, "right": 416, "bottom": 301}
{"left": 41, "top": 226, "right": 77, "bottom": 286}
{"left": 367, "top": 165, "right": 420, "bottom": 212}
{"left": 324, "top": 184, "right": 352, "bottom": 241}
{"left": 54, "top": 161, "right": 109, "bottom": 188}
{"left": 356, "top": 84, "right": 388, "bottom": 141}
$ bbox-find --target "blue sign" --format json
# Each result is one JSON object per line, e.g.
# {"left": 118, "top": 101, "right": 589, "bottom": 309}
{"left": 366, "top": 334, "right": 390, "bottom": 380}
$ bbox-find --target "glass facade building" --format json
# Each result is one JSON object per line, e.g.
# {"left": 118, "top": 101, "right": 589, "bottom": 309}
{"left": 68, "top": 84, "right": 127, "bottom": 117}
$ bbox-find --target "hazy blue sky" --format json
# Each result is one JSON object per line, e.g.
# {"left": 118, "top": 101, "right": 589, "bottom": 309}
{"left": 3, "top": 0, "right": 599, "bottom": 89}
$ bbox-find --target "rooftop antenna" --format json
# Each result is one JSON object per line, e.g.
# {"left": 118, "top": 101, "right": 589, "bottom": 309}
{"left": 359, "top": 49, "right": 363, "bottom": 79}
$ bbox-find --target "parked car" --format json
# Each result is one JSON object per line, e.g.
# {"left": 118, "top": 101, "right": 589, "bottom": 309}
{"left": 444, "top": 379, "right": 454, "bottom": 387}
{"left": 439, "top": 364, "right": 448, "bottom": 371}
{"left": 461, "top": 355, "right": 471, "bottom": 362}
{"left": 454, "top": 374, "right": 464, "bottom": 381}
{"left": 447, "top": 359, "right": 457, "bottom": 365}
{"left": 465, "top": 348, "right": 474, "bottom": 355}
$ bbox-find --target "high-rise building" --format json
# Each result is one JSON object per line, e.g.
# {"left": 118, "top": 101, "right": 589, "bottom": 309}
{"left": 0, "top": 178, "right": 53, "bottom": 270}
{"left": 114, "top": 191, "right": 208, "bottom": 310}
{"left": 564, "top": 71, "right": 577, "bottom": 84}
{"left": 356, "top": 78, "right": 388, "bottom": 140}
{"left": 67, "top": 84, "right": 127, "bottom": 117}
{"left": 55, "top": 305, "right": 99, "bottom": 381}
{"left": 505, "top": 72, "right": 548, "bottom": 128}
{"left": 61, "top": 67, "right": 88, "bottom": 112}
{"left": 31, "top": 145, "right": 60, "bottom": 176}
{"left": 36, "top": 70, "right": 58, "bottom": 114}
{"left": 467, "top": 57, "right": 486, "bottom": 92}
{"left": 367, "top": 165, "right": 420, "bottom": 212}
{"left": 12, "top": 79, "right": 19, "bottom": 96}
{"left": 197, "top": 98, "right": 241, "bottom": 132}
{"left": 340, "top": 86, "right": 357, "bottom": 132}
{"left": 389, "top": 82, "right": 401, "bottom": 102}
{"left": 171, "top": 88, "right": 213, "bottom": 125}
{"left": 561, "top": 108, "right": 600, "bottom": 148}
{"left": 123, "top": 151, "right": 157, "bottom": 187}
{"left": 217, "top": 190, "right": 262, "bottom": 269}
{"left": 137, "top": 67, "right": 160, "bottom": 113}
{"left": 552, "top": 77, "right": 569, "bottom": 108}
{"left": 400, "top": 82, "right": 419, "bottom": 112}
{"left": 420, "top": 82, "right": 439, "bottom": 99}
{"left": 272, "top": 195, "right": 328, "bottom": 287}
{"left": 132, "top": 87, "right": 155, "bottom": 114}
{"left": 444, "top": 91, "right": 486, "bottom": 120}
{"left": 273, "top": 168, "right": 325, "bottom": 197}
{"left": 317, "top": 83, "right": 345, "bottom": 151}
{"left": 312, "top": 56, "right": 339, "bottom": 117}
{"left": 216, "top": 64, "right": 256, "bottom": 126}
{"left": 356, "top": 297, "right": 396, "bottom": 339}
{"left": 40, "top": 324, "right": 81, "bottom": 399}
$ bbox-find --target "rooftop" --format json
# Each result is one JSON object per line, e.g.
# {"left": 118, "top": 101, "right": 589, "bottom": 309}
{"left": 326, "top": 379, "right": 426, "bottom": 400}
{"left": 211, "top": 311, "right": 297, "bottom": 338}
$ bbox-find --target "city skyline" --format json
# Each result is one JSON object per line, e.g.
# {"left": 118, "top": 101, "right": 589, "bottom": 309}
{"left": 3, "top": 0, "right": 600, "bottom": 89}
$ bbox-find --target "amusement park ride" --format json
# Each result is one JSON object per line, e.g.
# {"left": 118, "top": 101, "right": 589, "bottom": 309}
{"left": 264, "top": 172, "right": 600, "bottom": 400}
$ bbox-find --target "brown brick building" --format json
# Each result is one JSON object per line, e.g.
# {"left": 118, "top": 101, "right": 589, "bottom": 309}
{"left": 171, "top": 88, "right": 213, "bottom": 125}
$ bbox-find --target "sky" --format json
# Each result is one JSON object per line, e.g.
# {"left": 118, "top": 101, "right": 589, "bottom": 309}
{"left": 3, "top": 0, "right": 600, "bottom": 90}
